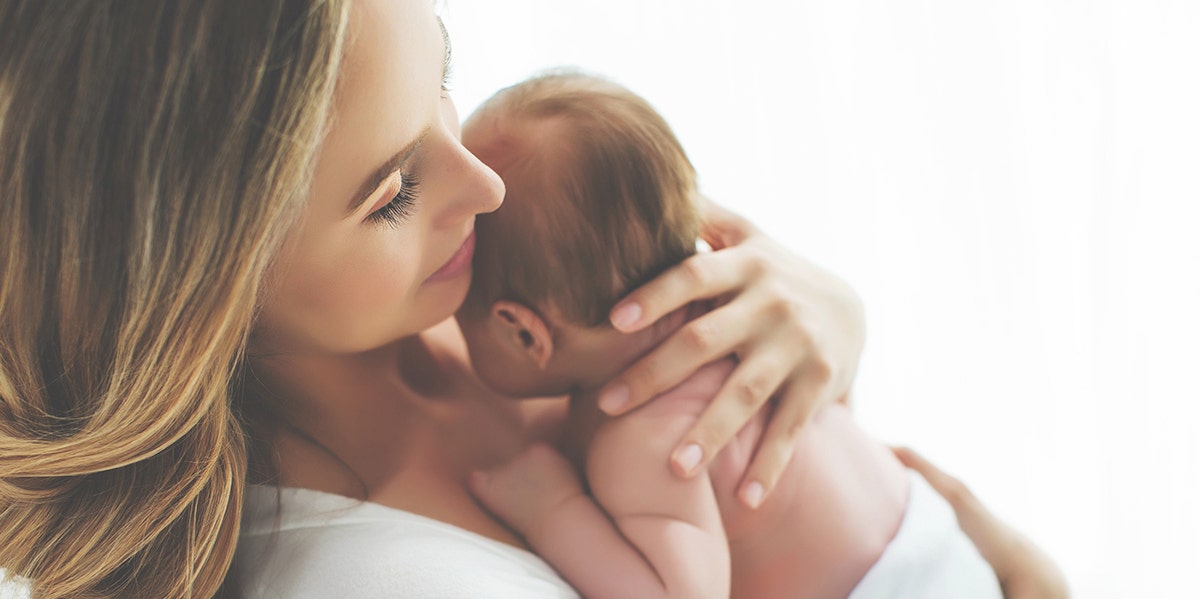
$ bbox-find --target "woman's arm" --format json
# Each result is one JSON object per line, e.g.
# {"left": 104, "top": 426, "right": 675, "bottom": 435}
{"left": 599, "top": 198, "right": 866, "bottom": 507}
{"left": 894, "top": 447, "right": 1071, "bottom": 599}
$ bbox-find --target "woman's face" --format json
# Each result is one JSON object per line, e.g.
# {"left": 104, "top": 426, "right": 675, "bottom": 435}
{"left": 256, "top": 0, "right": 504, "bottom": 355}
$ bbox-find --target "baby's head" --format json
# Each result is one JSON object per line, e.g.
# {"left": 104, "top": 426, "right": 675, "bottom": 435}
{"left": 457, "top": 72, "right": 700, "bottom": 398}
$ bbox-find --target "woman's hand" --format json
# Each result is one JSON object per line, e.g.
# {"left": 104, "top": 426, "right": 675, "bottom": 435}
{"left": 598, "top": 198, "right": 866, "bottom": 508}
{"left": 894, "top": 447, "right": 1071, "bottom": 599}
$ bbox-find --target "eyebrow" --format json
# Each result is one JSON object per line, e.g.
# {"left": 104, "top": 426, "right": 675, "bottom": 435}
{"left": 344, "top": 17, "right": 452, "bottom": 217}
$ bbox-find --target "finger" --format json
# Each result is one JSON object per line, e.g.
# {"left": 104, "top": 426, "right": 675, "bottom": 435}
{"left": 897, "top": 449, "right": 1072, "bottom": 598}
{"left": 892, "top": 446, "right": 984, "bottom": 515}
{"left": 599, "top": 300, "right": 761, "bottom": 415}
{"left": 697, "top": 198, "right": 756, "bottom": 249}
{"left": 736, "top": 377, "right": 830, "bottom": 508}
{"left": 893, "top": 447, "right": 1021, "bottom": 576}
{"left": 608, "top": 248, "right": 754, "bottom": 333}
{"left": 669, "top": 350, "right": 791, "bottom": 480}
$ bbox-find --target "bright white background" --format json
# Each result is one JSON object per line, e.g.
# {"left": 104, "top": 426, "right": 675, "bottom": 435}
{"left": 445, "top": 1, "right": 1200, "bottom": 597}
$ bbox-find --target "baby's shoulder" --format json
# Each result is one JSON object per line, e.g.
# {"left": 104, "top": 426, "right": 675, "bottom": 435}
{"left": 588, "top": 358, "right": 735, "bottom": 463}
{"left": 632, "top": 358, "right": 735, "bottom": 419}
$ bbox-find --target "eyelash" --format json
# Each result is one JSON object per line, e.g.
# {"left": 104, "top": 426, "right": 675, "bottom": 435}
{"left": 368, "top": 173, "right": 420, "bottom": 226}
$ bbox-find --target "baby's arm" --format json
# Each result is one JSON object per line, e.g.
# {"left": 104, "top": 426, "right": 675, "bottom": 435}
{"left": 468, "top": 446, "right": 676, "bottom": 595}
{"left": 470, "top": 364, "right": 732, "bottom": 598}
{"left": 470, "top": 443, "right": 715, "bottom": 598}
{"left": 585, "top": 399, "right": 731, "bottom": 598}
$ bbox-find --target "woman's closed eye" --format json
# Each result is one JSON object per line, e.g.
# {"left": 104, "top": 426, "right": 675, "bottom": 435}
{"left": 366, "top": 19, "right": 449, "bottom": 228}
{"left": 368, "top": 173, "right": 420, "bottom": 227}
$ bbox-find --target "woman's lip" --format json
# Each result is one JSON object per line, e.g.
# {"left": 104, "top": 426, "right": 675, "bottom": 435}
{"left": 425, "top": 230, "right": 475, "bottom": 284}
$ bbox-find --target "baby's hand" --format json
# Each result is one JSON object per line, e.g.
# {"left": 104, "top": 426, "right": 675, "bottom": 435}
{"left": 468, "top": 443, "right": 586, "bottom": 539}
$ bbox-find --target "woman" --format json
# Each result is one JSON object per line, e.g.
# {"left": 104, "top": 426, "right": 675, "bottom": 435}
{"left": 0, "top": 1, "right": 1064, "bottom": 597}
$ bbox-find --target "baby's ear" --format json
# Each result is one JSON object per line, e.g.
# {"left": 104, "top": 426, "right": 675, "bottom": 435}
{"left": 491, "top": 301, "right": 554, "bottom": 370}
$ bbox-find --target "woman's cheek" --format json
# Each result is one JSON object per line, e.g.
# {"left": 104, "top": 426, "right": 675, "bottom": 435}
{"left": 288, "top": 236, "right": 418, "bottom": 352}
{"left": 347, "top": 240, "right": 421, "bottom": 324}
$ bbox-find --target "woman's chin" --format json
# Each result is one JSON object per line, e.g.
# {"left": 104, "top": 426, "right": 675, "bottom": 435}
{"left": 414, "top": 269, "right": 473, "bottom": 327}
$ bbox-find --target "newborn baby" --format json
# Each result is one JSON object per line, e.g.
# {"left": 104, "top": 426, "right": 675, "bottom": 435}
{"left": 457, "top": 71, "right": 1001, "bottom": 599}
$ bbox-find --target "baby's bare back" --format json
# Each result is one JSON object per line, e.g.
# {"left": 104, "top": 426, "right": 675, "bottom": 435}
{"left": 637, "top": 359, "right": 910, "bottom": 599}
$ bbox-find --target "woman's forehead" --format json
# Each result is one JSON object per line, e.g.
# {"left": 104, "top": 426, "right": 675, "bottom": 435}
{"left": 310, "top": 0, "right": 443, "bottom": 221}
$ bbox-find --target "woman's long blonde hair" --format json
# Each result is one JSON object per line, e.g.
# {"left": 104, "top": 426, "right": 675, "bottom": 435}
{"left": 0, "top": 1, "right": 348, "bottom": 596}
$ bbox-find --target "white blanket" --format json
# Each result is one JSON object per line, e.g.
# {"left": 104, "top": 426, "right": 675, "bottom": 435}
{"left": 235, "top": 485, "right": 580, "bottom": 598}
{"left": 848, "top": 471, "right": 1003, "bottom": 599}
{"left": 6, "top": 474, "right": 1000, "bottom": 598}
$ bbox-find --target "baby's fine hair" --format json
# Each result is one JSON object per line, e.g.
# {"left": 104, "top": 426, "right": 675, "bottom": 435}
{"left": 463, "top": 71, "right": 700, "bottom": 327}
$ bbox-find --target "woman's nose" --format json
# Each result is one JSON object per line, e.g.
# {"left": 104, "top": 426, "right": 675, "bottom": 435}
{"left": 466, "top": 148, "right": 506, "bottom": 215}
{"left": 431, "top": 136, "right": 505, "bottom": 228}
{"left": 434, "top": 97, "right": 505, "bottom": 225}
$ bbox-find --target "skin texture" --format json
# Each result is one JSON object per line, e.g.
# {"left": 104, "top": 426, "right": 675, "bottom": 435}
{"left": 894, "top": 448, "right": 1072, "bottom": 599}
{"left": 252, "top": 0, "right": 503, "bottom": 356}
{"left": 249, "top": 0, "right": 877, "bottom": 575}
{"left": 249, "top": 0, "right": 874, "bottom": 539}
{"left": 237, "top": 1, "right": 1064, "bottom": 595}
{"left": 598, "top": 199, "right": 868, "bottom": 504}
{"left": 249, "top": 0, "right": 534, "bottom": 547}
{"left": 469, "top": 360, "right": 911, "bottom": 599}
{"left": 456, "top": 111, "right": 908, "bottom": 598}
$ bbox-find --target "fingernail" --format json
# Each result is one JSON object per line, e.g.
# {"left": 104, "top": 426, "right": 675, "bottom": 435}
{"left": 673, "top": 443, "right": 704, "bottom": 475}
{"left": 740, "top": 481, "right": 764, "bottom": 509}
{"left": 598, "top": 383, "right": 631, "bottom": 414}
{"left": 611, "top": 302, "right": 642, "bottom": 331}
